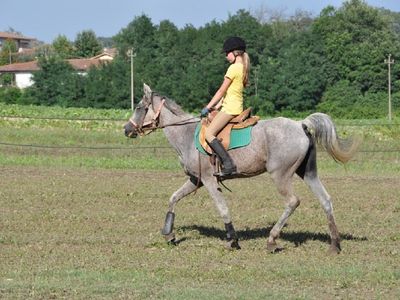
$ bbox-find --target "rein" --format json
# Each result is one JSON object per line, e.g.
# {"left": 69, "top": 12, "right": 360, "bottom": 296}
{"left": 159, "top": 117, "right": 199, "bottom": 128}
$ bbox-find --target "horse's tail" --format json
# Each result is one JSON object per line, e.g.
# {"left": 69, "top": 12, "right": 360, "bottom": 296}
{"left": 302, "top": 113, "right": 360, "bottom": 163}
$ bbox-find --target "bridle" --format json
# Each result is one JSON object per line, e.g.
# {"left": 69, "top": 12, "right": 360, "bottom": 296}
{"left": 128, "top": 96, "right": 165, "bottom": 136}
{"left": 128, "top": 94, "right": 199, "bottom": 137}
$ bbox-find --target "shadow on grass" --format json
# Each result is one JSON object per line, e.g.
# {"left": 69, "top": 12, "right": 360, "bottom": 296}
{"left": 179, "top": 224, "right": 367, "bottom": 246}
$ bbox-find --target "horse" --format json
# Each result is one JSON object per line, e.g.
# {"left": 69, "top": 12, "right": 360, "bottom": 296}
{"left": 124, "top": 84, "right": 359, "bottom": 254}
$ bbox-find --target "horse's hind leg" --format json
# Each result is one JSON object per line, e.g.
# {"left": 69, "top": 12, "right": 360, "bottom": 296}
{"left": 267, "top": 174, "right": 300, "bottom": 252}
{"left": 299, "top": 142, "right": 341, "bottom": 254}
{"left": 161, "top": 176, "right": 202, "bottom": 243}
{"left": 304, "top": 174, "right": 341, "bottom": 254}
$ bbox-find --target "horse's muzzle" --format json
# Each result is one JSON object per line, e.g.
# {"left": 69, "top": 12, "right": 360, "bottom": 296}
{"left": 124, "top": 123, "right": 137, "bottom": 138}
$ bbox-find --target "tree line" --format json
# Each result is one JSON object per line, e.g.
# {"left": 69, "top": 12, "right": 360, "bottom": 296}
{"left": 1, "top": 0, "right": 400, "bottom": 118}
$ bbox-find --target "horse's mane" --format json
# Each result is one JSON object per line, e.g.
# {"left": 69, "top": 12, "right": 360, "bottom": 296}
{"left": 154, "top": 93, "right": 189, "bottom": 117}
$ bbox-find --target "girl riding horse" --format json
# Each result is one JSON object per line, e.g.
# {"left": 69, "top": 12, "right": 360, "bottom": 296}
{"left": 201, "top": 36, "right": 250, "bottom": 177}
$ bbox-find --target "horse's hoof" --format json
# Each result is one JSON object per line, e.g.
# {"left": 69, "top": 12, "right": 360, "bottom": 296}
{"left": 266, "top": 241, "right": 283, "bottom": 253}
{"left": 225, "top": 239, "right": 241, "bottom": 250}
{"left": 328, "top": 244, "right": 341, "bottom": 255}
{"left": 164, "top": 233, "right": 176, "bottom": 245}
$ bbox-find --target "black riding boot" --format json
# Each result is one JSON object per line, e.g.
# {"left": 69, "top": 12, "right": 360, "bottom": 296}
{"left": 208, "top": 139, "right": 237, "bottom": 177}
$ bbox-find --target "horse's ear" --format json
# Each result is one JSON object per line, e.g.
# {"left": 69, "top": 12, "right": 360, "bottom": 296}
{"left": 143, "top": 83, "right": 152, "bottom": 100}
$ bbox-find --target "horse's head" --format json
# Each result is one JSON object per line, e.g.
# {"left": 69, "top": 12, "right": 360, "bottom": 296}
{"left": 124, "top": 84, "right": 163, "bottom": 138}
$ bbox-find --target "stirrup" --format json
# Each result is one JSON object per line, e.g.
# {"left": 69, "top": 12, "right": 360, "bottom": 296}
{"left": 213, "top": 167, "right": 237, "bottom": 178}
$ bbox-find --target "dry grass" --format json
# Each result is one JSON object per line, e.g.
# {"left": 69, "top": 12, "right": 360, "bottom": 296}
{"left": 1, "top": 165, "right": 399, "bottom": 299}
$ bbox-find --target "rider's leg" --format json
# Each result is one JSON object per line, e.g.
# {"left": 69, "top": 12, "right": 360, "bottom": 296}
{"left": 205, "top": 111, "right": 237, "bottom": 176}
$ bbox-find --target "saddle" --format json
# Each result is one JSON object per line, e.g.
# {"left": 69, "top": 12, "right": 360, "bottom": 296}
{"left": 199, "top": 108, "right": 259, "bottom": 154}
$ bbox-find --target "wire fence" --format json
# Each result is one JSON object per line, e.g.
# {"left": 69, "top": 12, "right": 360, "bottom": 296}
{"left": 1, "top": 114, "right": 400, "bottom": 125}
{"left": 0, "top": 141, "right": 172, "bottom": 151}
{"left": 0, "top": 115, "right": 125, "bottom": 121}
{"left": 0, "top": 115, "right": 399, "bottom": 154}
{"left": 0, "top": 141, "right": 398, "bottom": 153}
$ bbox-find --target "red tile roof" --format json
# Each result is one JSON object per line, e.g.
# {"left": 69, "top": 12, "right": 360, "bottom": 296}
{"left": 0, "top": 32, "right": 36, "bottom": 40}
{"left": 68, "top": 58, "right": 104, "bottom": 70}
{"left": 0, "top": 57, "right": 109, "bottom": 73}
{"left": 0, "top": 61, "right": 40, "bottom": 72}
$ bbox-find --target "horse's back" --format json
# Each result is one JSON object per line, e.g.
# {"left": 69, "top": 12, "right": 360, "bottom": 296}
{"left": 248, "top": 117, "right": 310, "bottom": 174}
{"left": 250, "top": 116, "right": 306, "bottom": 142}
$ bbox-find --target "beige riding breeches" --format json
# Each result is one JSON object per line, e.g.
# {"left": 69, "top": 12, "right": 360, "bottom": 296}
{"left": 205, "top": 111, "right": 236, "bottom": 143}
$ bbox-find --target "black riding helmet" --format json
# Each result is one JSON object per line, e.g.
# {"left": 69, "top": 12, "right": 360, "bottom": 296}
{"left": 222, "top": 36, "right": 246, "bottom": 53}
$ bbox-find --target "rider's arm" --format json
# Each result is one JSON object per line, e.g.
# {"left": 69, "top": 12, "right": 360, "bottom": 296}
{"left": 214, "top": 99, "right": 223, "bottom": 110}
{"left": 205, "top": 76, "right": 232, "bottom": 110}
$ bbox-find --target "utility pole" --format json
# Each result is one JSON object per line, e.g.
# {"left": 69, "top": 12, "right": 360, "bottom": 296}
{"left": 127, "top": 48, "right": 136, "bottom": 111}
{"left": 384, "top": 54, "right": 394, "bottom": 121}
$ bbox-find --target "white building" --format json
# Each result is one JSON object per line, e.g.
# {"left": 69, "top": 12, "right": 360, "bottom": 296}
{"left": 0, "top": 51, "right": 115, "bottom": 89}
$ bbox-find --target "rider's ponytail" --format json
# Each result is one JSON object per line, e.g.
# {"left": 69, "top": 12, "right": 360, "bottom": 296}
{"left": 242, "top": 52, "right": 250, "bottom": 87}
{"left": 233, "top": 50, "right": 250, "bottom": 87}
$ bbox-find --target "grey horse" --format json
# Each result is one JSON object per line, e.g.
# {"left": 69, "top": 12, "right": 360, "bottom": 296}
{"left": 124, "top": 84, "right": 359, "bottom": 254}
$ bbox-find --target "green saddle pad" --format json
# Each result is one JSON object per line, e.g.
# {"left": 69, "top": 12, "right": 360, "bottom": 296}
{"left": 194, "top": 123, "right": 253, "bottom": 155}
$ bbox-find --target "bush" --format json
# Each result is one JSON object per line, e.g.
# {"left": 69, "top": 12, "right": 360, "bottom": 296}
{"left": 0, "top": 87, "right": 21, "bottom": 104}
{"left": 0, "top": 74, "right": 13, "bottom": 86}
{"left": 247, "top": 95, "right": 275, "bottom": 116}
{"left": 315, "top": 80, "right": 399, "bottom": 119}
{"left": 317, "top": 80, "right": 361, "bottom": 118}
{"left": 352, "top": 92, "right": 387, "bottom": 118}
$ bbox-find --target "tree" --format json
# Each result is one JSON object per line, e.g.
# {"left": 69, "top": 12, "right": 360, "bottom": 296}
{"left": 84, "top": 57, "right": 129, "bottom": 109}
{"left": 98, "top": 36, "right": 115, "bottom": 48}
{"left": 151, "top": 20, "right": 181, "bottom": 98}
{"left": 317, "top": 80, "right": 391, "bottom": 118}
{"left": 11, "top": 5, "right": 400, "bottom": 117}
{"left": 0, "top": 39, "right": 17, "bottom": 65}
{"left": 52, "top": 35, "right": 74, "bottom": 58}
{"left": 317, "top": 80, "right": 362, "bottom": 117}
{"left": 258, "top": 30, "right": 333, "bottom": 113}
{"left": 313, "top": 0, "right": 400, "bottom": 94}
{"left": 114, "top": 14, "right": 157, "bottom": 103}
{"left": 22, "top": 56, "right": 84, "bottom": 106}
{"left": 74, "top": 30, "right": 102, "bottom": 58}
{"left": 114, "top": 14, "right": 156, "bottom": 56}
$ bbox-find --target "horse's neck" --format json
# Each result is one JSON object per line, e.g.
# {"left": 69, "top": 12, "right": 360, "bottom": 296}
{"left": 159, "top": 107, "right": 196, "bottom": 153}
{"left": 159, "top": 108, "right": 192, "bottom": 127}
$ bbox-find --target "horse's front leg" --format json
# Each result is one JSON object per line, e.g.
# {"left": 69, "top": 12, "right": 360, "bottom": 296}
{"left": 161, "top": 176, "right": 202, "bottom": 243}
{"left": 204, "top": 178, "right": 240, "bottom": 250}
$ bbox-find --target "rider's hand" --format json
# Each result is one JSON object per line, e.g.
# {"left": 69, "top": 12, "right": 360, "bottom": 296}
{"left": 200, "top": 107, "right": 210, "bottom": 118}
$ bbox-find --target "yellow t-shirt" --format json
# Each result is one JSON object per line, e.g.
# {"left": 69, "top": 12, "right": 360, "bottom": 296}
{"left": 221, "top": 63, "right": 244, "bottom": 115}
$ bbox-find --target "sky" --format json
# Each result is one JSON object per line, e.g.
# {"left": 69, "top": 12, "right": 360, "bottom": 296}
{"left": 1, "top": 0, "right": 400, "bottom": 43}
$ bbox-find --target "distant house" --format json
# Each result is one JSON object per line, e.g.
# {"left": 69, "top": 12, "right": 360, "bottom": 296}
{"left": 0, "top": 50, "right": 116, "bottom": 89}
{"left": 0, "top": 61, "right": 39, "bottom": 88}
{"left": 0, "top": 32, "right": 36, "bottom": 52}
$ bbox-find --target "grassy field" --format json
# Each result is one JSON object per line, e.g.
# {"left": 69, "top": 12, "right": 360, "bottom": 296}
{"left": 0, "top": 104, "right": 399, "bottom": 299}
